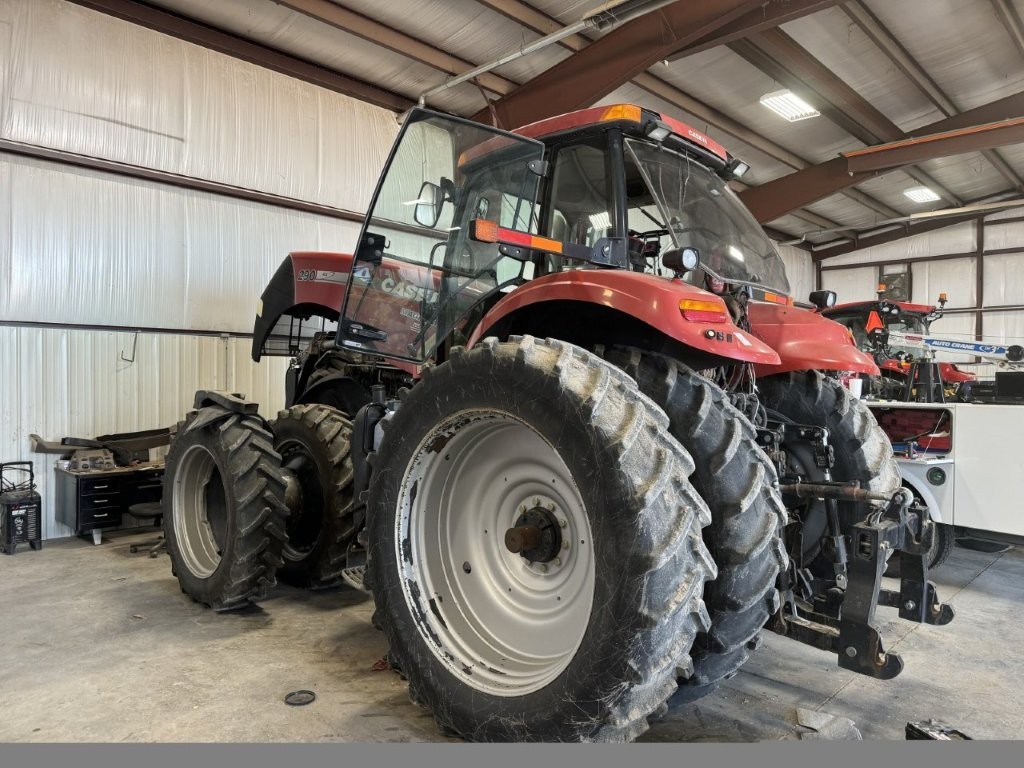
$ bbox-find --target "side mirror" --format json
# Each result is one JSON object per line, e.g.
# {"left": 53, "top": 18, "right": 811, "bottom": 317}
{"left": 662, "top": 247, "right": 700, "bottom": 275}
{"left": 413, "top": 181, "right": 446, "bottom": 228}
{"left": 808, "top": 290, "right": 837, "bottom": 310}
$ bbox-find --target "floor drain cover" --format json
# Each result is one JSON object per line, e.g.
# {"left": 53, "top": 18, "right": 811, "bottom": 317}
{"left": 284, "top": 690, "right": 316, "bottom": 706}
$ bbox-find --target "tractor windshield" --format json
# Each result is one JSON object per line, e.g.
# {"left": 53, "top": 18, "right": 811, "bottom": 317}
{"left": 624, "top": 139, "right": 790, "bottom": 296}
{"left": 337, "top": 109, "right": 545, "bottom": 363}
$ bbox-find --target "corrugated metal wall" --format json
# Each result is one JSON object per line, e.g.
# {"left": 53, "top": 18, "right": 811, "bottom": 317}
{"left": 819, "top": 210, "right": 1024, "bottom": 366}
{"left": 0, "top": 0, "right": 397, "bottom": 538}
{"left": 0, "top": 326, "right": 290, "bottom": 539}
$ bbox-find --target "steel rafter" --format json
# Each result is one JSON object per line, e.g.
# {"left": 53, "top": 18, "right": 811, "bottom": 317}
{"left": 474, "top": 0, "right": 896, "bottom": 222}
{"left": 741, "top": 91, "right": 1024, "bottom": 223}
{"left": 730, "top": 29, "right": 962, "bottom": 206}
{"left": 468, "top": 0, "right": 765, "bottom": 128}
{"left": 843, "top": 0, "right": 1024, "bottom": 191}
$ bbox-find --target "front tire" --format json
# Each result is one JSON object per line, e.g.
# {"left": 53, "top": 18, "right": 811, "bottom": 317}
{"left": 163, "top": 407, "right": 289, "bottom": 611}
{"left": 271, "top": 404, "right": 356, "bottom": 590}
{"left": 366, "top": 337, "right": 717, "bottom": 742}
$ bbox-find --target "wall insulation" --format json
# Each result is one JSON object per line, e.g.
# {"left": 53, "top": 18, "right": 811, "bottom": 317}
{"left": 778, "top": 243, "right": 814, "bottom": 303}
{"left": 0, "top": 0, "right": 399, "bottom": 538}
{"left": 0, "top": 325, "right": 290, "bottom": 539}
{"left": 818, "top": 211, "right": 1024, "bottom": 367}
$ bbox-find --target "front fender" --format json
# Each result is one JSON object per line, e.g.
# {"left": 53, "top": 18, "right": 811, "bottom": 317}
{"left": 748, "top": 301, "right": 880, "bottom": 377}
{"left": 467, "top": 271, "right": 781, "bottom": 365}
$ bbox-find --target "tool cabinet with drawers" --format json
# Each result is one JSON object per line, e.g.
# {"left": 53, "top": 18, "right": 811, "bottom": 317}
{"left": 55, "top": 464, "right": 164, "bottom": 544}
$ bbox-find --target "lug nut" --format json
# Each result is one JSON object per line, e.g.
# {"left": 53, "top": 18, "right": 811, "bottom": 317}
{"left": 845, "top": 646, "right": 857, "bottom": 658}
{"left": 537, "top": 563, "right": 548, "bottom": 573}
{"left": 553, "top": 557, "right": 561, "bottom": 566}
{"left": 562, "top": 541, "right": 570, "bottom": 551}
{"left": 533, "top": 497, "right": 540, "bottom": 506}
{"left": 904, "top": 600, "right": 916, "bottom": 611}
{"left": 559, "top": 519, "right": 567, "bottom": 528}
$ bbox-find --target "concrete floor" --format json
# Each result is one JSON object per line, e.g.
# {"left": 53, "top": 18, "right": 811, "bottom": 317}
{"left": 0, "top": 529, "right": 1021, "bottom": 742}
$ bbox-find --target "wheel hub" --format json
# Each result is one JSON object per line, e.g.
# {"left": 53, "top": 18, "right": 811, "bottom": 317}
{"left": 504, "top": 506, "right": 562, "bottom": 564}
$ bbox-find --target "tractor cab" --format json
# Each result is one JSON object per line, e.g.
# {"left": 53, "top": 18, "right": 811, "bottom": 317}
{"left": 335, "top": 105, "right": 797, "bottom": 368}
{"left": 823, "top": 295, "right": 976, "bottom": 387}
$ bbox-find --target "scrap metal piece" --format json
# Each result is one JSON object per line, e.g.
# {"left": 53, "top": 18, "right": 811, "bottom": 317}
{"left": 797, "top": 708, "right": 863, "bottom": 740}
{"left": 906, "top": 719, "right": 972, "bottom": 740}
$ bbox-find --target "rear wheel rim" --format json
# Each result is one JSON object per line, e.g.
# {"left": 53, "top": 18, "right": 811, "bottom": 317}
{"left": 172, "top": 444, "right": 228, "bottom": 578}
{"left": 398, "top": 410, "right": 595, "bottom": 697}
{"left": 278, "top": 440, "right": 323, "bottom": 561}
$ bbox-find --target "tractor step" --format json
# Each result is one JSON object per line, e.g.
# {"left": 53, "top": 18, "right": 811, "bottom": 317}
{"left": 342, "top": 565, "right": 367, "bottom": 592}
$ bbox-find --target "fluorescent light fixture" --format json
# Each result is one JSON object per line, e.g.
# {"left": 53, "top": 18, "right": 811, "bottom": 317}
{"left": 903, "top": 186, "right": 941, "bottom": 203}
{"left": 759, "top": 89, "right": 820, "bottom": 122}
{"left": 589, "top": 211, "right": 612, "bottom": 230}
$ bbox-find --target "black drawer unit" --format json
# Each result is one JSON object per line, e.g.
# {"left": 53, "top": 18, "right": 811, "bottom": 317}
{"left": 55, "top": 464, "right": 164, "bottom": 545}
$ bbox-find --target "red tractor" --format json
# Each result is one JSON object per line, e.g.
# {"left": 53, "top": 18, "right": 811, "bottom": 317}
{"left": 823, "top": 295, "right": 975, "bottom": 400}
{"left": 163, "top": 105, "right": 952, "bottom": 742}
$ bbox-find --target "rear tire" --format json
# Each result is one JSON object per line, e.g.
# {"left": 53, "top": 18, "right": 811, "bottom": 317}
{"left": 366, "top": 336, "right": 717, "bottom": 742}
{"left": 163, "top": 407, "right": 289, "bottom": 611}
{"left": 272, "top": 404, "right": 356, "bottom": 590}
{"left": 758, "top": 371, "right": 901, "bottom": 564}
{"left": 599, "top": 348, "right": 787, "bottom": 704}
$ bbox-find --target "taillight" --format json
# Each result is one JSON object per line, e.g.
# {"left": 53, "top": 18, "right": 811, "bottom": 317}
{"left": 679, "top": 298, "right": 728, "bottom": 323}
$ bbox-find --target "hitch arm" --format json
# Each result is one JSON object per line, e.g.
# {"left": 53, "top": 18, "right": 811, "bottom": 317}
{"left": 838, "top": 521, "right": 904, "bottom": 679}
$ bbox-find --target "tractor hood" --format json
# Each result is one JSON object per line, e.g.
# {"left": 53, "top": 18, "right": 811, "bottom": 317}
{"left": 252, "top": 252, "right": 350, "bottom": 361}
{"left": 748, "top": 301, "right": 881, "bottom": 377}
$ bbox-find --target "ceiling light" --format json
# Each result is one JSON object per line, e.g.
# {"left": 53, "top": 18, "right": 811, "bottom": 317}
{"left": 903, "top": 186, "right": 941, "bottom": 203}
{"left": 759, "top": 89, "right": 820, "bottom": 122}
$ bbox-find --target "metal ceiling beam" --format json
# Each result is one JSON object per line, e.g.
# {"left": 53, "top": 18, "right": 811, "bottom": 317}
{"left": 65, "top": 0, "right": 412, "bottom": 112}
{"left": 469, "top": 0, "right": 764, "bottom": 128}
{"left": 475, "top": 0, "right": 592, "bottom": 48}
{"left": 992, "top": 0, "right": 1024, "bottom": 60}
{"left": 275, "top": 0, "right": 516, "bottom": 96}
{"left": 730, "top": 29, "right": 962, "bottom": 205}
{"left": 666, "top": 0, "right": 839, "bottom": 60}
{"left": 741, "top": 92, "right": 1024, "bottom": 222}
{"left": 844, "top": 118, "right": 1024, "bottom": 173}
{"left": 474, "top": 0, "right": 896, "bottom": 221}
{"left": 843, "top": 0, "right": 1024, "bottom": 191}
{"left": 810, "top": 211, "right": 987, "bottom": 261}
